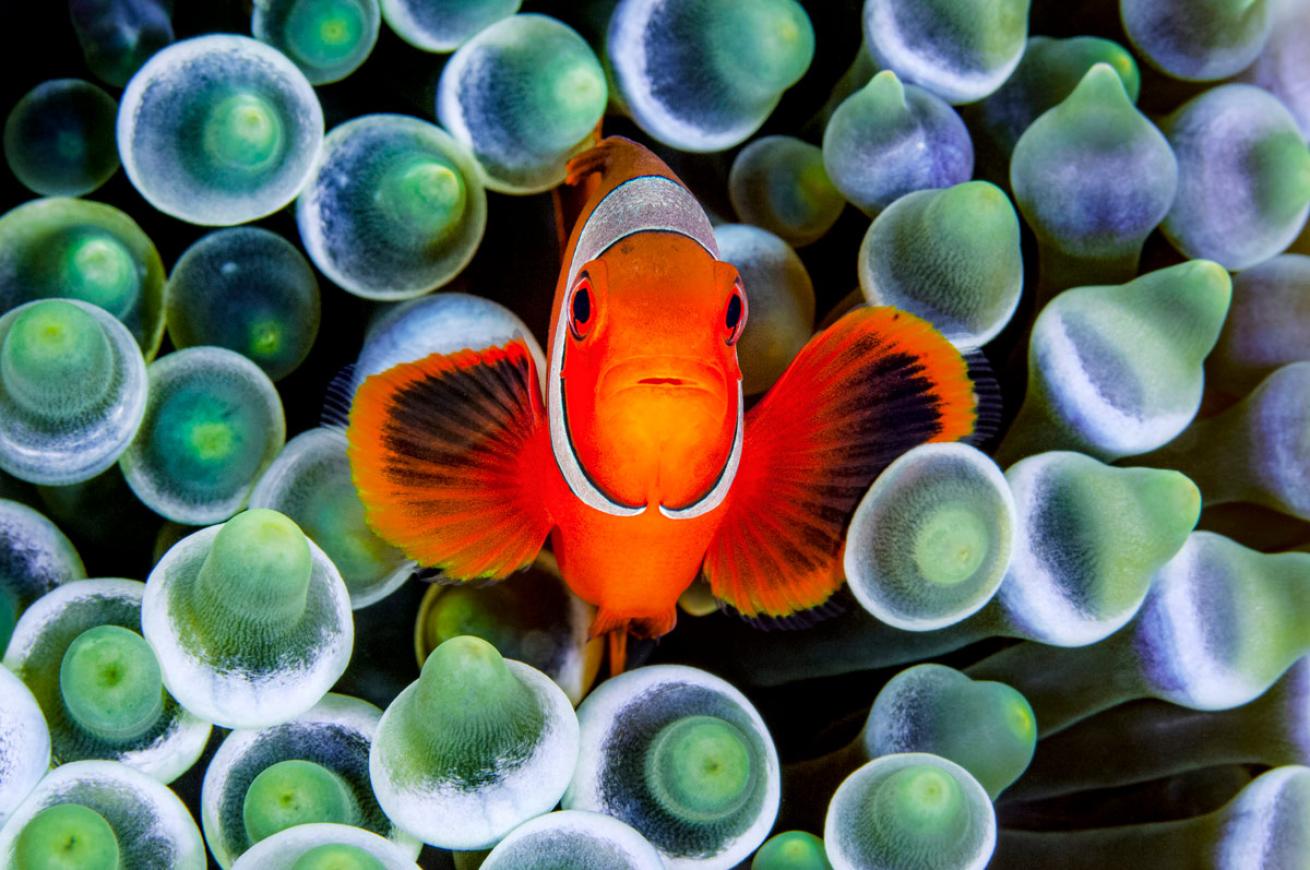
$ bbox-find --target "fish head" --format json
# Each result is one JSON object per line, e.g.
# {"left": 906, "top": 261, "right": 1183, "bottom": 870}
{"left": 550, "top": 231, "right": 747, "bottom": 515}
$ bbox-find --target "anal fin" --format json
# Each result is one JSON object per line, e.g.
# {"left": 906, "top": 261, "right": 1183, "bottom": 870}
{"left": 347, "top": 341, "right": 553, "bottom": 581}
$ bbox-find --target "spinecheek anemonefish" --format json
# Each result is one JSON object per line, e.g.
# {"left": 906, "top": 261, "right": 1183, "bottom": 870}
{"left": 347, "top": 137, "right": 982, "bottom": 671}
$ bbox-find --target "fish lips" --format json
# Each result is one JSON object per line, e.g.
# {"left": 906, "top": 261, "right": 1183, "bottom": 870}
{"left": 598, "top": 356, "right": 731, "bottom": 402}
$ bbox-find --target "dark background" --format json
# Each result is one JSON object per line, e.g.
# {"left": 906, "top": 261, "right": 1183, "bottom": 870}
{"left": 0, "top": 1, "right": 1289, "bottom": 866}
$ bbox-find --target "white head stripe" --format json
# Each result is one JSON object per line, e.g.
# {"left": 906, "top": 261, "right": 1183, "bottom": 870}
{"left": 565, "top": 175, "right": 719, "bottom": 290}
{"left": 548, "top": 173, "right": 735, "bottom": 518}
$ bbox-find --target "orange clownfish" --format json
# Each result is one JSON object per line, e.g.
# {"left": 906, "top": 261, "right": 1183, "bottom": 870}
{"left": 348, "top": 137, "right": 981, "bottom": 671}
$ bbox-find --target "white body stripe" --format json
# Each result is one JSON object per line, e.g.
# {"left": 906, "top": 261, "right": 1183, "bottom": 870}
{"left": 659, "top": 380, "right": 744, "bottom": 519}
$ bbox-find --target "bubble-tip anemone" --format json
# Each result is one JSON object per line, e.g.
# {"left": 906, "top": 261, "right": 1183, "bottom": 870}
{"left": 201, "top": 694, "right": 419, "bottom": 868}
{"left": 141, "top": 509, "right": 353, "bottom": 729}
{"left": 0, "top": 197, "right": 167, "bottom": 358}
{"left": 164, "top": 228, "right": 321, "bottom": 382}
{"left": 231, "top": 822, "right": 420, "bottom": 869}
{"left": 844, "top": 443, "right": 1015, "bottom": 631}
{"left": 436, "top": 14, "right": 607, "bottom": 193}
{"left": 296, "top": 114, "right": 487, "bottom": 301}
{"left": 863, "top": 0, "right": 1031, "bottom": 104}
{"left": 729, "top": 136, "right": 845, "bottom": 248}
{"left": 252, "top": 428, "right": 413, "bottom": 610}
{"left": 0, "top": 664, "right": 49, "bottom": 827}
{"left": 823, "top": 71, "right": 973, "bottom": 216}
{"left": 253, "top": 0, "right": 381, "bottom": 85}
{"left": 0, "top": 299, "right": 147, "bottom": 486}
{"left": 823, "top": 753, "right": 995, "bottom": 870}
{"left": 3, "top": 79, "right": 119, "bottom": 197}
{"left": 120, "top": 346, "right": 286, "bottom": 525}
{"left": 0, "top": 498, "right": 84, "bottom": 654}
{"left": 607, "top": 0, "right": 815, "bottom": 152}
{"left": 564, "top": 664, "right": 781, "bottom": 869}
{"left": 481, "top": 810, "right": 664, "bottom": 870}
{"left": 370, "top": 635, "right": 579, "bottom": 850}
{"left": 0, "top": 760, "right": 206, "bottom": 869}
{"left": 3, "top": 578, "right": 211, "bottom": 783}
{"left": 117, "top": 34, "right": 324, "bottom": 226}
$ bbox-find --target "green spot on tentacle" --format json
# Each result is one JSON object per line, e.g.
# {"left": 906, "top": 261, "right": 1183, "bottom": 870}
{"left": 752, "top": 830, "right": 831, "bottom": 869}
{"left": 203, "top": 92, "right": 286, "bottom": 171}
{"left": 912, "top": 506, "right": 989, "bottom": 587}
{"left": 243, "top": 759, "right": 358, "bottom": 844}
{"left": 187, "top": 421, "right": 237, "bottom": 463}
{"left": 285, "top": 0, "right": 368, "bottom": 66}
{"left": 247, "top": 319, "right": 284, "bottom": 359}
{"left": 58, "top": 232, "right": 141, "bottom": 313}
{"left": 1251, "top": 131, "right": 1310, "bottom": 223}
{"left": 871, "top": 765, "right": 969, "bottom": 844}
{"left": 644, "top": 715, "right": 758, "bottom": 823}
{"left": 14, "top": 804, "right": 121, "bottom": 870}
{"left": 706, "top": 0, "right": 814, "bottom": 96}
{"left": 859, "top": 70, "right": 910, "bottom": 115}
{"left": 530, "top": 53, "right": 607, "bottom": 152}
{"left": 376, "top": 155, "right": 468, "bottom": 243}
{"left": 59, "top": 624, "right": 165, "bottom": 743}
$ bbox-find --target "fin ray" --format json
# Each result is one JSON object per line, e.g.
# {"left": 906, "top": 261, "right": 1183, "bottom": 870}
{"left": 320, "top": 363, "right": 357, "bottom": 431}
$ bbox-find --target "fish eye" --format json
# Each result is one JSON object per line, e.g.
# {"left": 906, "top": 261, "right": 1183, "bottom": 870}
{"left": 723, "top": 281, "right": 747, "bottom": 345}
{"left": 569, "top": 274, "right": 593, "bottom": 340}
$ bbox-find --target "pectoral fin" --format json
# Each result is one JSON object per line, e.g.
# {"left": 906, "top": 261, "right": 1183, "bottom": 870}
{"left": 704, "top": 306, "right": 983, "bottom": 619}
{"left": 347, "top": 340, "right": 553, "bottom": 581}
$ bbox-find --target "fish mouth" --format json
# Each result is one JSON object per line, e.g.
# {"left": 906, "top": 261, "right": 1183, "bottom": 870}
{"left": 600, "top": 357, "right": 726, "bottom": 399}
{"left": 637, "top": 376, "right": 690, "bottom": 386}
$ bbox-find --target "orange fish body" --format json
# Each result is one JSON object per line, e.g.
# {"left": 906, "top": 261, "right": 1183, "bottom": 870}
{"left": 348, "top": 137, "right": 981, "bottom": 666}
{"left": 542, "top": 142, "right": 745, "bottom": 640}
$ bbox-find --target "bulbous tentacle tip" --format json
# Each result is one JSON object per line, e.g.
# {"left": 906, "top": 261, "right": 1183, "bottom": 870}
{"left": 421, "top": 634, "right": 508, "bottom": 681}
{"left": 1097, "top": 49, "right": 1142, "bottom": 102}
{"left": 1179, "top": 258, "right": 1232, "bottom": 292}
{"left": 414, "top": 634, "right": 540, "bottom": 719}
{"left": 198, "top": 509, "right": 313, "bottom": 620}
{"left": 1133, "top": 469, "right": 1204, "bottom": 535}
{"left": 1, "top": 299, "right": 113, "bottom": 399}
{"left": 643, "top": 715, "right": 758, "bottom": 822}
{"left": 1067, "top": 62, "right": 1134, "bottom": 108}
{"left": 229, "top": 821, "right": 417, "bottom": 870}
{"left": 290, "top": 843, "right": 387, "bottom": 870}
{"left": 862, "top": 70, "right": 909, "bottom": 110}
{"left": 752, "top": 830, "right": 831, "bottom": 869}
{"left": 824, "top": 753, "right": 994, "bottom": 870}
{"left": 939, "top": 179, "right": 1007, "bottom": 210}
